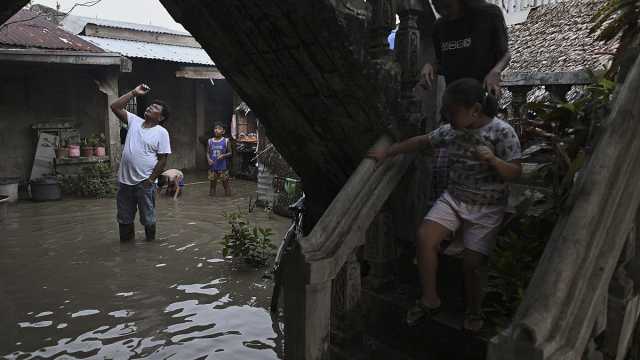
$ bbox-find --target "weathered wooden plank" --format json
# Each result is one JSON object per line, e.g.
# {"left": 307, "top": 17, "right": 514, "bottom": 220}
{"left": 0, "top": 49, "right": 130, "bottom": 70}
{"left": 95, "top": 69, "right": 122, "bottom": 172}
{"left": 176, "top": 66, "right": 225, "bottom": 79}
{"left": 84, "top": 23, "right": 201, "bottom": 48}
{"left": 489, "top": 55, "right": 640, "bottom": 360}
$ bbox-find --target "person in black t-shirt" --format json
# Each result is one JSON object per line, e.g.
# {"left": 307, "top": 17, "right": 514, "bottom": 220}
{"left": 420, "top": 0, "right": 511, "bottom": 95}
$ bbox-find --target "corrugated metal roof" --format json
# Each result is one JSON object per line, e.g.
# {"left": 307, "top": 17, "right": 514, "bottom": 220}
{"left": 0, "top": 9, "right": 103, "bottom": 52}
{"left": 62, "top": 15, "right": 189, "bottom": 36}
{"left": 81, "top": 35, "right": 214, "bottom": 65}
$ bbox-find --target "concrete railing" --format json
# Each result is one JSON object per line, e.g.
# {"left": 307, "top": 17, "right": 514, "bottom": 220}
{"left": 282, "top": 136, "right": 413, "bottom": 359}
{"left": 489, "top": 0, "right": 562, "bottom": 13}
{"left": 488, "top": 56, "right": 640, "bottom": 360}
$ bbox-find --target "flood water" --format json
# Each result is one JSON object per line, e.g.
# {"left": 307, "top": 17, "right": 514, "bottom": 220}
{"left": 0, "top": 178, "right": 290, "bottom": 359}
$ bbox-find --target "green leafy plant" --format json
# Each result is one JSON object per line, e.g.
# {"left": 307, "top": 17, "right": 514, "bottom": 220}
{"left": 59, "top": 162, "right": 116, "bottom": 198}
{"left": 222, "top": 211, "right": 276, "bottom": 267}
{"left": 484, "top": 75, "right": 616, "bottom": 328}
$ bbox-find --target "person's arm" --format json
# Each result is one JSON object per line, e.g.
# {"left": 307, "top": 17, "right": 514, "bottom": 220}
{"left": 143, "top": 154, "right": 168, "bottom": 188}
{"left": 484, "top": 10, "right": 511, "bottom": 95}
{"left": 477, "top": 125, "right": 522, "bottom": 180}
{"left": 110, "top": 84, "right": 149, "bottom": 123}
{"left": 173, "top": 185, "right": 181, "bottom": 200}
{"left": 368, "top": 134, "right": 432, "bottom": 162}
{"left": 483, "top": 151, "right": 522, "bottom": 180}
{"left": 419, "top": 23, "right": 442, "bottom": 88}
{"left": 206, "top": 139, "right": 213, "bottom": 165}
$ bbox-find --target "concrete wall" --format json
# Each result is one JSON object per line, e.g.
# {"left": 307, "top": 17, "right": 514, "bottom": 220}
{"left": 0, "top": 62, "right": 107, "bottom": 180}
{"left": 119, "top": 60, "right": 233, "bottom": 171}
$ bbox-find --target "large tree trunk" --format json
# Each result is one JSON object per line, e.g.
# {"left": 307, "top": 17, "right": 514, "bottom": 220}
{"left": 158, "top": 0, "right": 392, "bottom": 228}
{"left": 0, "top": 1, "right": 28, "bottom": 25}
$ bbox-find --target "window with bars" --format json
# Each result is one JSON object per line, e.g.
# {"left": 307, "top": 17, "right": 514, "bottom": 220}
{"left": 126, "top": 96, "right": 137, "bottom": 115}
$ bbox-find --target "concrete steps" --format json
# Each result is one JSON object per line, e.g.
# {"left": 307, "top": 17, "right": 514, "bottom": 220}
{"left": 355, "top": 254, "right": 495, "bottom": 360}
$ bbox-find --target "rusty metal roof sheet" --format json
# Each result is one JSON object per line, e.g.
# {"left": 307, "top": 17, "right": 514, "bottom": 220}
{"left": 506, "top": 0, "right": 617, "bottom": 74}
{"left": 0, "top": 9, "right": 103, "bottom": 52}
{"left": 80, "top": 35, "right": 214, "bottom": 65}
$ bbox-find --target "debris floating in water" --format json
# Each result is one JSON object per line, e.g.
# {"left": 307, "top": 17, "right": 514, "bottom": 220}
{"left": 70, "top": 309, "right": 100, "bottom": 318}
{"left": 18, "top": 321, "right": 52, "bottom": 328}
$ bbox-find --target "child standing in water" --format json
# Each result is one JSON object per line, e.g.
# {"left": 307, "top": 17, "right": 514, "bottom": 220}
{"left": 207, "top": 124, "right": 232, "bottom": 197}
{"left": 369, "top": 78, "right": 522, "bottom": 332}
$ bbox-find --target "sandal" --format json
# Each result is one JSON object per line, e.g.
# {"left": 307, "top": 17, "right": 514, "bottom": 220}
{"left": 406, "top": 300, "right": 441, "bottom": 326}
{"left": 463, "top": 312, "right": 485, "bottom": 333}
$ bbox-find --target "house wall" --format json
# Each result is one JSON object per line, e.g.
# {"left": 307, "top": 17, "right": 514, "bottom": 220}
{"left": 119, "top": 60, "right": 233, "bottom": 171}
{"left": 0, "top": 62, "right": 108, "bottom": 180}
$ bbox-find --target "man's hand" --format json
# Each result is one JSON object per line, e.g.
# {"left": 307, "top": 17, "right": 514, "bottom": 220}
{"left": 367, "top": 148, "right": 388, "bottom": 163}
{"left": 207, "top": 159, "right": 214, "bottom": 166}
{"left": 217, "top": 155, "right": 226, "bottom": 161}
{"left": 476, "top": 146, "right": 497, "bottom": 165}
{"left": 420, "top": 63, "right": 436, "bottom": 89}
{"left": 143, "top": 178, "right": 155, "bottom": 189}
{"left": 132, "top": 84, "right": 151, "bottom": 97}
{"left": 484, "top": 70, "right": 501, "bottom": 96}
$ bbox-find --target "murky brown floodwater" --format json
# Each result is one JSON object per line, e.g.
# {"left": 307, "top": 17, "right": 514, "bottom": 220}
{"left": 0, "top": 178, "right": 290, "bottom": 360}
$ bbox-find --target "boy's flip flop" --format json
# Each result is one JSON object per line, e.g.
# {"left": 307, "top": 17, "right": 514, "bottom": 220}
{"left": 406, "top": 300, "right": 441, "bottom": 327}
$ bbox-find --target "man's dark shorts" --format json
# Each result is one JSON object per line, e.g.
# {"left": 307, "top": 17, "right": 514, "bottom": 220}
{"left": 117, "top": 182, "right": 156, "bottom": 226}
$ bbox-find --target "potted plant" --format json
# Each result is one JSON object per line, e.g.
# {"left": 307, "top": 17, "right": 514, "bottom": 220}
{"left": 55, "top": 139, "right": 69, "bottom": 159}
{"left": 80, "top": 137, "right": 95, "bottom": 158}
{"left": 68, "top": 140, "right": 80, "bottom": 158}
{"left": 94, "top": 133, "right": 106, "bottom": 157}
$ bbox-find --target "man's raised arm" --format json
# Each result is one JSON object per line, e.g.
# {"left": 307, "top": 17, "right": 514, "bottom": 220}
{"left": 110, "top": 84, "right": 150, "bottom": 123}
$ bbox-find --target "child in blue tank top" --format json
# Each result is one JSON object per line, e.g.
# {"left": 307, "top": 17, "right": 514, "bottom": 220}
{"left": 207, "top": 124, "right": 232, "bottom": 196}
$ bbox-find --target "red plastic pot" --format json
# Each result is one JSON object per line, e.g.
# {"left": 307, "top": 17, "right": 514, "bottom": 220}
{"left": 68, "top": 145, "right": 80, "bottom": 158}
{"left": 94, "top": 146, "right": 106, "bottom": 157}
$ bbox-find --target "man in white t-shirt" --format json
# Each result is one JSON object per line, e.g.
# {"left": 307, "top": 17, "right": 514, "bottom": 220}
{"left": 110, "top": 84, "right": 171, "bottom": 242}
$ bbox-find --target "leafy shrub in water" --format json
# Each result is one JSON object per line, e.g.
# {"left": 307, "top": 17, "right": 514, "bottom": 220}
{"left": 59, "top": 162, "right": 116, "bottom": 198}
{"left": 222, "top": 211, "right": 276, "bottom": 267}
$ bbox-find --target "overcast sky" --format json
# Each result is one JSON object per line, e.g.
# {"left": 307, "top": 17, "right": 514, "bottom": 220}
{"left": 31, "top": 0, "right": 186, "bottom": 31}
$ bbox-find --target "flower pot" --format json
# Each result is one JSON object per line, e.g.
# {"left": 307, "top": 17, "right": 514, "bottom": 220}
{"left": 68, "top": 145, "right": 80, "bottom": 158}
{"left": 81, "top": 146, "right": 94, "bottom": 158}
{"left": 55, "top": 147, "right": 69, "bottom": 159}
{"left": 94, "top": 146, "right": 106, "bottom": 157}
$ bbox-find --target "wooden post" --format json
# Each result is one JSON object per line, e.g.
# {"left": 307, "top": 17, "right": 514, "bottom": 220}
{"left": 396, "top": 0, "right": 425, "bottom": 134}
{"left": 195, "top": 81, "right": 207, "bottom": 170}
{"left": 368, "top": 0, "right": 395, "bottom": 59}
{"left": 509, "top": 85, "right": 531, "bottom": 120}
{"left": 95, "top": 68, "right": 121, "bottom": 172}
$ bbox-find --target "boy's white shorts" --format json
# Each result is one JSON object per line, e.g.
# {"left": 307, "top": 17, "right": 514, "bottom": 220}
{"left": 424, "top": 191, "right": 505, "bottom": 256}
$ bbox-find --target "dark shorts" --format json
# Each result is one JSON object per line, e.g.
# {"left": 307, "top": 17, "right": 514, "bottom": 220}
{"left": 117, "top": 182, "right": 156, "bottom": 226}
